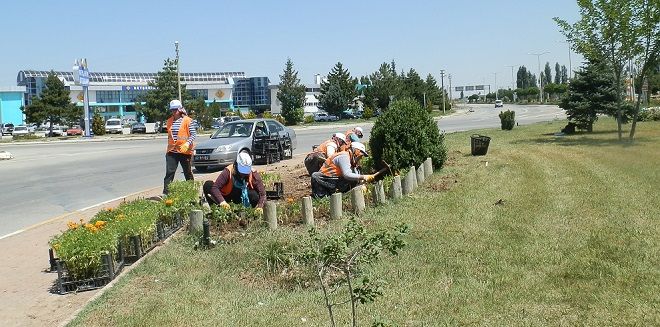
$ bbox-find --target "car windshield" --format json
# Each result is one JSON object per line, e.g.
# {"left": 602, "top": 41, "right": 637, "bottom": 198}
{"left": 211, "top": 122, "right": 253, "bottom": 138}
{"left": 107, "top": 120, "right": 120, "bottom": 125}
{"left": 14, "top": 126, "right": 27, "bottom": 131}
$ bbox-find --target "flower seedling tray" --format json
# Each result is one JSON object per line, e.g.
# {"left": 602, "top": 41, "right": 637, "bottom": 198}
{"left": 54, "top": 251, "right": 124, "bottom": 295}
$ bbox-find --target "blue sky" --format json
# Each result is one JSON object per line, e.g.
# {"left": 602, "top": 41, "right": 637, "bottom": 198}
{"left": 0, "top": 0, "right": 582, "bottom": 89}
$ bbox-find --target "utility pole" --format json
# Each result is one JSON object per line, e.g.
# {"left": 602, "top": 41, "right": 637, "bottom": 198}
{"left": 506, "top": 65, "right": 516, "bottom": 89}
{"left": 448, "top": 74, "right": 453, "bottom": 104}
{"left": 528, "top": 51, "right": 549, "bottom": 102}
{"left": 175, "top": 41, "right": 182, "bottom": 102}
{"left": 440, "top": 70, "right": 446, "bottom": 114}
{"left": 493, "top": 73, "right": 498, "bottom": 100}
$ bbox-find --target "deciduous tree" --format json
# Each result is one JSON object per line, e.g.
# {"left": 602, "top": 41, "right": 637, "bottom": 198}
{"left": 21, "top": 71, "right": 80, "bottom": 135}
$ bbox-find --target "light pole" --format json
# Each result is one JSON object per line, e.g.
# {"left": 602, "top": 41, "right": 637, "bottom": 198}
{"left": 440, "top": 70, "right": 446, "bottom": 114}
{"left": 493, "top": 73, "right": 498, "bottom": 100}
{"left": 528, "top": 51, "right": 549, "bottom": 102}
{"left": 505, "top": 65, "right": 516, "bottom": 90}
{"left": 448, "top": 74, "right": 453, "bottom": 104}
{"left": 175, "top": 41, "right": 182, "bottom": 102}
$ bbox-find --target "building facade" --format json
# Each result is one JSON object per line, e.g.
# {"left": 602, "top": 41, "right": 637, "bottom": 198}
{"left": 16, "top": 70, "right": 244, "bottom": 120}
{"left": 232, "top": 77, "right": 270, "bottom": 109}
{"left": 0, "top": 87, "right": 26, "bottom": 125}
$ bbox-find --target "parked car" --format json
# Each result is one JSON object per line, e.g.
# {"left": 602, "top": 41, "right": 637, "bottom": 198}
{"left": 131, "top": 122, "right": 146, "bottom": 133}
{"left": 340, "top": 111, "right": 357, "bottom": 119}
{"left": 105, "top": 118, "right": 123, "bottom": 134}
{"left": 42, "top": 126, "right": 65, "bottom": 137}
{"left": 1, "top": 123, "right": 14, "bottom": 135}
{"left": 495, "top": 100, "right": 503, "bottom": 108}
{"left": 192, "top": 119, "right": 297, "bottom": 172}
{"left": 66, "top": 125, "right": 83, "bottom": 136}
{"left": 314, "top": 112, "right": 339, "bottom": 122}
{"left": 11, "top": 125, "right": 29, "bottom": 137}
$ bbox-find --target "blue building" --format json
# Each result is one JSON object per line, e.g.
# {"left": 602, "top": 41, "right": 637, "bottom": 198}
{"left": 232, "top": 77, "right": 270, "bottom": 109}
{"left": 0, "top": 87, "right": 26, "bottom": 125}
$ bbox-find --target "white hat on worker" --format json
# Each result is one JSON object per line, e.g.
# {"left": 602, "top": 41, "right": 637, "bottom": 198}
{"left": 169, "top": 99, "right": 183, "bottom": 110}
{"left": 351, "top": 142, "right": 368, "bottom": 156}
{"left": 354, "top": 127, "right": 364, "bottom": 136}
{"left": 333, "top": 132, "right": 346, "bottom": 143}
{"left": 236, "top": 152, "right": 253, "bottom": 174}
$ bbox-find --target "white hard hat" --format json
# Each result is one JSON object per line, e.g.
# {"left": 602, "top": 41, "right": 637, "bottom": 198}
{"left": 333, "top": 132, "right": 346, "bottom": 143}
{"left": 354, "top": 127, "right": 364, "bottom": 136}
{"left": 169, "top": 99, "right": 183, "bottom": 110}
{"left": 351, "top": 142, "right": 368, "bottom": 156}
{"left": 236, "top": 152, "right": 253, "bottom": 174}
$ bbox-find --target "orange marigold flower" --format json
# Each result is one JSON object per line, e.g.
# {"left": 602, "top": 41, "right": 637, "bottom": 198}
{"left": 67, "top": 221, "right": 79, "bottom": 230}
{"left": 165, "top": 199, "right": 174, "bottom": 207}
{"left": 106, "top": 207, "right": 113, "bottom": 212}
{"left": 94, "top": 220, "right": 107, "bottom": 228}
{"left": 53, "top": 244, "right": 60, "bottom": 251}
{"left": 85, "top": 223, "right": 98, "bottom": 233}
{"left": 286, "top": 197, "right": 294, "bottom": 204}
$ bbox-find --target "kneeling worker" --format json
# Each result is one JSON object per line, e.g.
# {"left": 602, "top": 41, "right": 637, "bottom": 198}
{"left": 311, "top": 142, "right": 376, "bottom": 198}
{"left": 345, "top": 126, "right": 364, "bottom": 144}
{"left": 304, "top": 133, "right": 347, "bottom": 175}
{"left": 203, "top": 152, "right": 266, "bottom": 215}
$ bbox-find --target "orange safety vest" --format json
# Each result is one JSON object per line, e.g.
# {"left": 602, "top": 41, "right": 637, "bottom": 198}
{"left": 315, "top": 139, "right": 337, "bottom": 156}
{"left": 167, "top": 116, "right": 195, "bottom": 155}
{"left": 220, "top": 164, "right": 255, "bottom": 196}
{"left": 319, "top": 151, "right": 354, "bottom": 178}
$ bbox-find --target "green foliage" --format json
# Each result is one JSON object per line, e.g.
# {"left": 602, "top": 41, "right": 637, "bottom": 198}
{"left": 188, "top": 97, "right": 213, "bottom": 129}
{"left": 274, "top": 114, "right": 286, "bottom": 125}
{"left": 401, "top": 69, "right": 426, "bottom": 107}
{"left": 92, "top": 114, "right": 105, "bottom": 135}
{"left": 516, "top": 66, "right": 538, "bottom": 88}
{"left": 369, "top": 98, "right": 447, "bottom": 172}
{"left": 22, "top": 71, "right": 80, "bottom": 131}
{"left": 260, "top": 172, "right": 281, "bottom": 185}
{"left": 139, "top": 59, "right": 189, "bottom": 124}
{"left": 544, "top": 62, "right": 553, "bottom": 86}
{"left": 242, "top": 111, "right": 257, "bottom": 119}
{"left": 499, "top": 110, "right": 515, "bottom": 130}
{"left": 366, "top": 61, "right": 401, "bottom": 110}
{"left": 319, "top": 62, "right": 357, "bottom": 116}
{"left": 262, "top": 111, "right": 274, "bottom": 119}
{"left": 297, "top": 219, "right": 409, "bottom": 327}
{"left": 260, "top": 240, "right": 297, "bottom": 274}
{"left": 637, "top": 107, "right": 660, "bottom": 121}
{"left": 277, "top": 58, "right": 306, "bottom": 125}
{"left": 303, "top": 114, "right": 315, "bottom": 124}
{"left": 165, "top": 180, "right": 201, "bottom": 216}
{"left": 362, "top": 106, "right": 374, "bottom": 119}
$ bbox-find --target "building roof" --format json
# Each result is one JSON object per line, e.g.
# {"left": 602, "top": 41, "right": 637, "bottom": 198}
{"left": 0, "top": 86, "right": 26, "bottom": 92}
{"left": 17, "top": 70, "right": 246, "bottom": 85}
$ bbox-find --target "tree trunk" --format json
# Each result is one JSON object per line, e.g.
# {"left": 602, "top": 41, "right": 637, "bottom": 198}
{"left": 615, "top": 71, "right": 623, "bottom": 141}
{"left": 629, "top": 80, "right": 644, "bottom": 141}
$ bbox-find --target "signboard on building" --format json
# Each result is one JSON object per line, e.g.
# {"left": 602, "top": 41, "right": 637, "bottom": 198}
{"left": 475, "top": 85, "right": 485, "bottom": 91}
{"left": 455, "top": 86, "right": 464, "bottom": 92}
{"left": 122, "top": 86, "right": 156, "bottom": 91}
{"left": 465, "top": 86, "right": 474, "bottom": 91}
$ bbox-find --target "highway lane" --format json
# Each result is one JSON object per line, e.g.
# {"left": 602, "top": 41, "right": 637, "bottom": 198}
{"left": 0, "top": 104, "right": 564, "bottom": 235}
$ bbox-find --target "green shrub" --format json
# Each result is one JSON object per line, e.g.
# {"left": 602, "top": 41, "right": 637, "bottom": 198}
{"left": 363, "top": 106, "right": 374, "bottom": 119}
{"left": 92, "top": 114, "right": 105, "bottom": 135}
{"left": 263, "top": 111, "right": 274, "bottom": 119}
{"left": 369, "top": 98, "right": 447, "bottom": 172}
{"left": 638, "top": 107, "right": 660, "bottom": 121}
{"left": 274, "top": 115, "right": 286, "bottom": 125}
{"left": 303, "top": 115, "right": 314, "bottom": 124}
{"left": 499, "top": 110, "right": 515, "bottom": 130}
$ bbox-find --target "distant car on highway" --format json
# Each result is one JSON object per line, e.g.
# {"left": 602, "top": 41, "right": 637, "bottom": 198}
{"left": 12, "top": 125, "right": 29, "bottom": 137}
{"left": 66, "top": 125, "right": 83, "bottom": 136}
{"left": 131, "top": 122, "right": 146, "bottom": 134}
{"left": 193, "top": 119, "right": 297, "bottom": 172}
{"left": 1, "top": 123, "right": 14, "bottom": 135}
{"left": 495, "top": 100, "right": 503, "bottom": 108}
{"left": 105, "top": 118, "right": 123, "bottom": 134}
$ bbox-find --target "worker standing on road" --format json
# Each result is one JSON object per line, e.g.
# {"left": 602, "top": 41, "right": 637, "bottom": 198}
{"left": 311, "top": 142, "right": 376, "bottom": 198}
{"left": 345, "top": 126, "right": 364, "bottom": 146}
{"left": 203, "top": 152, "right": 266, "bottom": 215}
{"left": 163, "top": 99, "right": 197, "bottom": 195}
{"left": 304, "top": 133, "right": 347, "bottom": 175}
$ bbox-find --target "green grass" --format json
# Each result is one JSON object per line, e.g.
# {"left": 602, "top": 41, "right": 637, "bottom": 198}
{"left": 68, "top": 118, "right": 660, "bottom": 326}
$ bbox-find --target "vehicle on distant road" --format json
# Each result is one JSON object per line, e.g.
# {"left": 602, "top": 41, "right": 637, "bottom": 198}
{"left": 1, "top": 123, "right": 14, "bottom": 135}
{"left": 193, "top": 119, "right": 297, "bottom": 172}
{"left": 105, "top": 118, "right": 123, "bottom": 134}
{"left": 340, "top": 111, "right": 357, "bottom": 119}
{"left": 495, "top": 100, "right": 503, "bottom": 108}
{"left": 66, "top": 125, "right": 83, "bottom": 136}
{"left": 11, "top": 125, "right": 29, "bottom": 137}
{"left": 131, "top": 122, "right": 146, "bottom": 134}
{"left": 314, "top": 112, "right": 339, "bottom": 122}
{"left": 41, "top": 126, "right": 65, "bottom": 137}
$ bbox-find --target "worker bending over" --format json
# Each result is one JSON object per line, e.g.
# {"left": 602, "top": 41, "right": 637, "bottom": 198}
{"left": 304, "top": 133, "right": 347, "bottom": 175}
{"left": 311, "top": 142, "right": 376, "bottom": 198}
{"left": 203, "top": 152, "right": 266, "bottom": 215}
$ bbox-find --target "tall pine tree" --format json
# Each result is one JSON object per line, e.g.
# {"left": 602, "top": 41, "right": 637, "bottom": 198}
{"left": 318, "top": 62, "right": 356, "bottom": 116}
{"left": 136, "top": 58, "right": 189, "bottom": 127}
{"left": 277, "top": 58, "right": 305, "bottom": 125}
{"left": 554, "top": 62, "right": 562, "bottom": 84}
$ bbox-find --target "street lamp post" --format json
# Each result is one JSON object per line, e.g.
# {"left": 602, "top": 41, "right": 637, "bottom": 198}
{"left": 493, "top": 73, "right": 498, "bottom": 101}
{"left": 175, "top": 41, "right": 182, "bottom": 102}
{"left": 506, "top": 65, "right": 516, "bottom": 90}
{"left": 528, "top": 51, "right": 549, "bottom": 102}
{"left": 440, "top": 70, "right": 446, "bottom": 114}
{"left": 448, "top": 74, "right": 453, "bottom": 104}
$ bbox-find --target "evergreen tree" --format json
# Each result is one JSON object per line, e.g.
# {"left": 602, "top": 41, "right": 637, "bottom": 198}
{"left": 561, "top": 65, "right": 569, "bottom": 84}
{"left": 137, "top": 58, "right": 189, "bottom": 128}
{"left": 22, "top": 71, "right": 79, "bottom": 135}
{"left": 368, "top": 62, "right": 399, "bottom": 109}
{"left": 425, "top": 74, "right": 441, "bottom": 107}
{"left": 277, "top": 58, "right": 306, "bottom": 125}
{"left": 516, "top": 66, "right": 528, "bottom": 88}
{"left": 403, "top": 68, "right": 426, "bottom": 107}
{"left": 544, "top": 62, "right": 553, "bottom": 86}
{"left": 318, "top": 62, "right": 357, "bottom": 116}
{"left": 554, "top": 62, "right": 562, "bottom": 84}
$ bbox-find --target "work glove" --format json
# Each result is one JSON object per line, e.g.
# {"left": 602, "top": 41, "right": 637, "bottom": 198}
{"left": 363, "top": 174, "right": 376, "bottom": 183}
{"left": 179, "top": 142, "right": 190, "bottom": 153}
{"left": 219, "top": 201, "right": 231, "bottom": 210}
{"left": 254, "top": 207, "right": 264, "bottom": 216}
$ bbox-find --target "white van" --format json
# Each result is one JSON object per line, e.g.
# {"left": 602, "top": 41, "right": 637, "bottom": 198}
{"left": 105, "top": 118, "right": 123, "bottom": 134}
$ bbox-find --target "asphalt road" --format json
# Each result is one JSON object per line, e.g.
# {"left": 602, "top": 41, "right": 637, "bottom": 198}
{"left": 0, "top": 104, "right": 564, "bottom": 236}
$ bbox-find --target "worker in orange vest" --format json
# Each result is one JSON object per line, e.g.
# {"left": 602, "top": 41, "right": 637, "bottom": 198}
{"left": 203, "top": 152, "right": 266, "bottom": 215}
{"left": 304, "top": 132, "right": 347, "bottom": 175}
{"left": 345, "top": 126, "right": 364, "bottom": 147}
{"left": 311, "top": 142, "right": 376, "bottom": 198}
{"left": 163, "top": 99, "right": 197, "bottom": 194}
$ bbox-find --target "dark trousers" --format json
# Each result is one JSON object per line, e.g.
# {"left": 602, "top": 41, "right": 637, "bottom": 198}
{"left": 163, "top": 152, "right": 194, "bottom": 194}
{"left": 304, "top": 152, "right": 327, "bottom": 176}
{"left": 203, "top": 180, "right": 259, "bottom": 208}
{"left": 311, "top": 172, "right": 353, "bottom": 198}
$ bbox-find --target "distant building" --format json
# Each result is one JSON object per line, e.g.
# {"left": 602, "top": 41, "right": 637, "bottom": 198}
{"left": 0, "top": 86, "right": 26, "bottom": 125}
{"left": 16, "top": 70, "right": 242, "bottom": 120}
{"left": 232, "top": 77, "right": 271, "bottom": 109}
{"left": 270, "top": 74, "right": 323, "bottom": 115}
